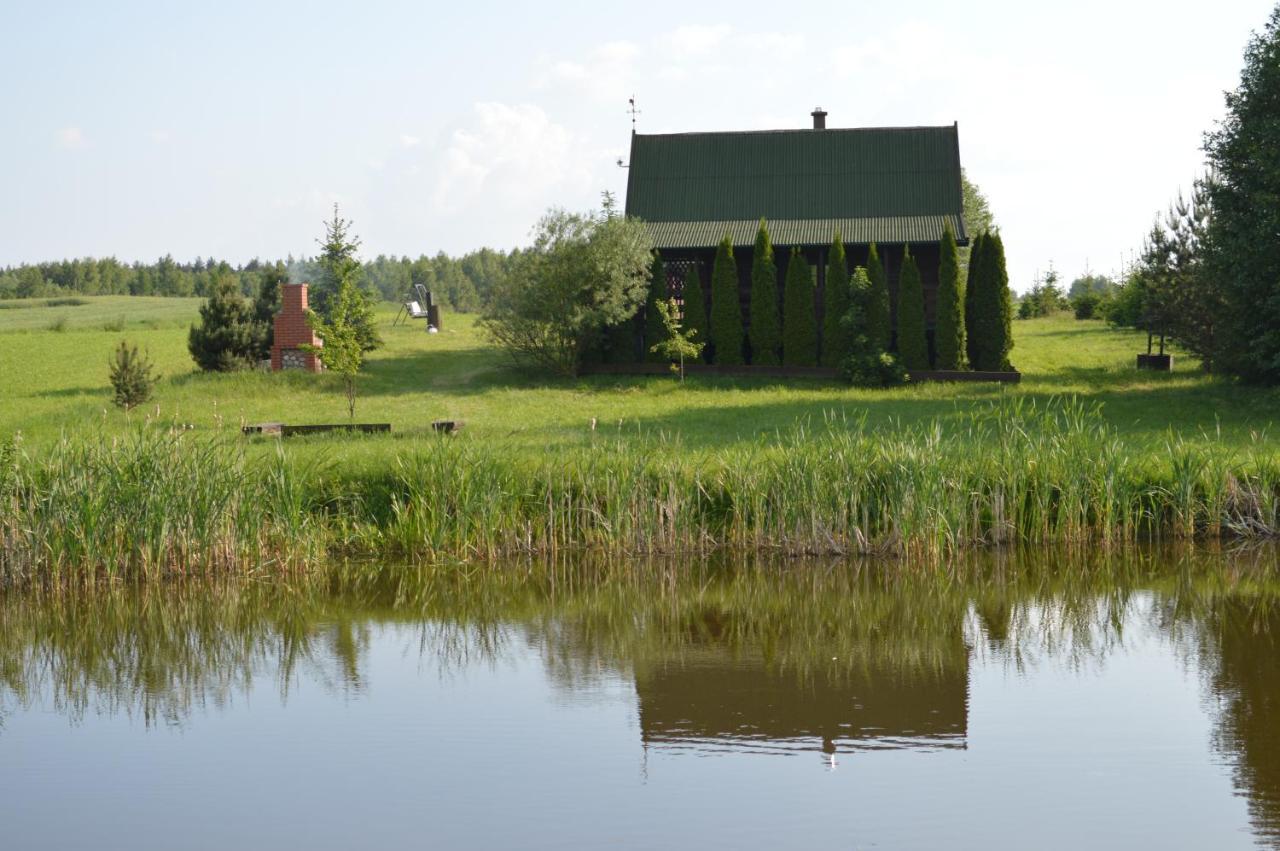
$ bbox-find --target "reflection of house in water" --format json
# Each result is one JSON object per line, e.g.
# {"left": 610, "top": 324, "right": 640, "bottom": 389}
{"left": 634, "top": 650, "right": 968, "bottom": 756}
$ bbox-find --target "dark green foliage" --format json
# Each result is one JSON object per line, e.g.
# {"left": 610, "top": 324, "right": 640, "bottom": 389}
{"left": 748, "top": 220, "right": 781, "bottom": 366}
{"left": 250, "top": 262, "right": 285, "bottom": 360}
{"left": 108, "top": 341, "right": 156, "bottom": 411}
{"left": 187, "top": 273, "right": 260, "bottom": 371}
{"left": 782, "top": 249, "right": 817, "bottom": 366}
{"left": 968, "top": 231, "right": 1014, "bottom": 370}
{"left": 821, "top": 232, "right": 851, "bottom": 367}
{"left": 864, "top": 242, "right": 891, "bottom": 354}
{"left": 894, "top": 246, "right": 929, "bottom": 370}
{"left": 841, "top": 267, "right": 908, "bottom": 387}
{"left": 680, "top": 265, "right": 710, "bottom": 364}
{"left": 709, "top": 236, "right": 744, "bottom": 364}
{"left": 1072, "top": 291, "right": 1102, "bottom": 320}
{"left": 964, "top": 232, "right": 985, "bottom": 368}
{"left": 935, "top": 223, "right": 964, "bottom": 369}
{"left": 1018, "top": 268, "right": 1068, "bottom": 319}
{"left": 313, "top": 205, "right": 382, "bottom": 353}
{"left": 1203, "top": 5, "right": 1280, "bottom": 382}
{"left": 643, "top": 253, "right": 670, "bottom": 364}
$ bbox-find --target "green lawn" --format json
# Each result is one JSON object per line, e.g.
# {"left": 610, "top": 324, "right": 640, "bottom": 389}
{"left": 2, "top": 296, "right": 1277, "bottom": 462}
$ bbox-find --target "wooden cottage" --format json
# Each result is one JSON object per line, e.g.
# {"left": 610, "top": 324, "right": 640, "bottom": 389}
{"left": 624, "top": 110, "right": 967, "bottom": 361}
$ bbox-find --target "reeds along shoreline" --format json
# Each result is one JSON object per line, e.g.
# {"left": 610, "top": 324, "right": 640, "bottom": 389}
{"left": 1, "top": 398, "right": 1277, "bottom": 581}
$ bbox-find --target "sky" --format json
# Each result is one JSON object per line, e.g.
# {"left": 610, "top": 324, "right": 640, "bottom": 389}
{"left": 1, "top": 0, "right": 1273, "bottom": 290}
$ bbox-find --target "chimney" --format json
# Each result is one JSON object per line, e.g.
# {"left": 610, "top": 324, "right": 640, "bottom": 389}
{"left": 811, "top": 107, "right": 827, "bottom": 130}
{"left": 270, "top": 282, "right": 323, "bottom": 372}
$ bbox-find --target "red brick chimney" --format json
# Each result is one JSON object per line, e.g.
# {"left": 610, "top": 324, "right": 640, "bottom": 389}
{"left": 270, "top": 282, "right": 323, "bottom": 372}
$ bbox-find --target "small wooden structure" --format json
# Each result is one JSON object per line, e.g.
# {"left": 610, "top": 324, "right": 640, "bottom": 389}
{"left": 242, "top": 422, "right": 390, "bottom": 437}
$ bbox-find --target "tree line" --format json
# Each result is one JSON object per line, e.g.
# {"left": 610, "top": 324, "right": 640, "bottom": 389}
{"left": 0, "top": 248, "right": 520, "bottom": 312}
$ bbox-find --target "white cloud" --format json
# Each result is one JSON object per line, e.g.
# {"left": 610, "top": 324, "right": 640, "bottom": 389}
{"left": 56, "top": 127, "right": 86, "bottom": 149}
{"left": 536, "top": 40, "right": 641, "bottom": 100}
{"left": 662, "top": 25, "right": 731, "bottom": 55}
{"left": 400, "top": 134, "right": 422, "bottom": 148}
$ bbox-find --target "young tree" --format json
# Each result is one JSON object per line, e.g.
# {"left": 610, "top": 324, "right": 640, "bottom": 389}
{"left": 305, "top": 267, "right": 367, "bottom": 419}
{"left": 679, "top": 264, "right": 710, "bottom": 364}
{"left": 649, "top": 297, "right": 705, "bottom": 381}
{"left": 864, "top": 242, "right": 891, "bottom": 354}
{"left": 841, "top": 267, "right": 908, "bottom": 387}
{"left": 108, "top": 341, "right": 157, "bottom": 411}
{"left": 250, "top": 262, "right": 286, "bottom": 361}
{"left": 748, "top": 219, "right": 781, "bottom": 365}
{"left": 821, "top": 231, "right": 851, "bottom": 367}
{"left": 969, "top": 231, "right": 1014, "bottom": 370}
{"left": 964, "top": 232, "right": 987, "bottom": 369}
{"left": 935, "top": 222, "right": 964, "bottom": 369}
{"left": 1203, "top": 5, "right": 1280, "bottom": 383}
{"left": 709, "top": 236, "right": 744, "bottom": 364}
{"left": 895, "top": 246, "right": 929, "bottom": 370}
{"left": 313, "top": 204, "right": 382, "bottom": 353}
{"left": 188, "top": 272, "right": 260, "bottom": 371}
{"left": 481, "top": 203, "right": 653, "bottom": 376}
{"left": 643, "top": 253, "right": 671, "bottom": 364}
{"left": 782, "top": 249, "right": 818, "bottom": 366}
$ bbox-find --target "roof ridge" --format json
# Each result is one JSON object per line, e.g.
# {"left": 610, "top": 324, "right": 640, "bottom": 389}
{"left": 634, "top": 124, "right": 957, "bottom": 140}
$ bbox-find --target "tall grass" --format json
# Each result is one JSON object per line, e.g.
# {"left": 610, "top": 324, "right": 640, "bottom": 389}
{"left": 1, "top": 397, "right": 1276, "bottom": 580}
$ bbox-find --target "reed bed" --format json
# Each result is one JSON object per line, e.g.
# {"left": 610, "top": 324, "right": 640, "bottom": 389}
{"left": 1, "top": 398, "right": 1277, "bottom": 581}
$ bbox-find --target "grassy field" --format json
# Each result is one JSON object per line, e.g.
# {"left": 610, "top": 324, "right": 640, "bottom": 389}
{"left": 2, "top": 295, "right": 1278, "bottom": 462}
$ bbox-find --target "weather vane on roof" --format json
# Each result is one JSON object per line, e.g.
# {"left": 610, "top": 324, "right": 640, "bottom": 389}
{"left": 628, "top": 95, "right": 641, "bottom": 131}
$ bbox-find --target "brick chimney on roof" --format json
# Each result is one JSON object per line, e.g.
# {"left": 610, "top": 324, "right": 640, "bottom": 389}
{"left": 270, "top": 282, "right": 323, "bottom": 372}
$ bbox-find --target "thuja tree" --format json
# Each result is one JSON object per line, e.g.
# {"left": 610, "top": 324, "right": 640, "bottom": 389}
{"left": 680, "top": 264, "right": 710, "bottom": 364}
{"left": 964, "top": 232, "right": 987, "bottom": 369}
{"left": 748, "top": 220, "right": 781, "bottom": 365}
{"left": 188, "top": 272, "right": 260, "bottom": 371}
{"left": 1203, "top": 4, "right": 1280, "bottom": 383}
{"left": 841, "top": 267, "right": 907, "bottom": 387}
{"left": 643, "top": 253, "right": 671, "bottom": 363}
{"left": 969, "top": 231, "right": 1014, "bottom": 370}
{"left": 934, "top": 222, "right": 964, "bottom": 369}
{"left": 864, "top": 242, "right": 891, "bottom": 354}
{"left": 821, "top": 231, "right": 851, "bottom": 367}
{"left": 895, "top": 246, "right": 929, "bottom": 370}
{"left": 709, "top": 236, "right": 744, "bottom": 364}
{"left": 782, "top": 249, "right": 817, "bottom": 366}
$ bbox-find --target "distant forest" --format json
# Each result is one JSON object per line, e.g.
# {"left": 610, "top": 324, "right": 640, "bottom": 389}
{"left": 0, "top": 249, "right": 519, "bottom": 312}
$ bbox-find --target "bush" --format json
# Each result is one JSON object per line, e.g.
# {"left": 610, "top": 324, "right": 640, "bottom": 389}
{"left": 108, "top": 341, "right": 156, "bottom": 411}
{"left": 842, "top": 267, "right": 908, "bottom": 387}
{"left": 709, "top": 236, "right": 744, "bottom": 364}
{"left": 935, "top": 223, "right": 964, "bottom": 369}
{"left": 188, "top": 273, "right": 260, "bottom": 371}
{"left": 782, "top": 249, "right": 817, "bottom": 366}
{"left": 821, "top": 232, "right": 851, "bottom": 366}
{"left": 894, "top": 246, "right": 929, "bottom": 370}
{"left": 1072, "top": 291, "right": 1102, "bottom": 319}
{"left": 748, "top": 220, "right": 781, "bottom": 365}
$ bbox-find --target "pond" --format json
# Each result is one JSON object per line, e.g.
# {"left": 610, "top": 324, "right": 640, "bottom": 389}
{"left": 1, "top": 547, "right": 1278, "bottom": 849}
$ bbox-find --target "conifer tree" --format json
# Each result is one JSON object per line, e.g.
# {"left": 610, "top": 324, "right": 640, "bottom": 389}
{"left": 108, "top": 341, "right": 157, "bottom": 411}
{"left": 748, "top": 220, "right": 781, "bottom": 365}
{"left": 821, "top": 231, "right": 851, "bottom": 367}
{"left": 643, "top": 253, "right": 671, "bottom": 363}
{"left": 679, "top": 266, "right": 710, "bottom": 363}
{"left": 188, "top": 273, "right": 260, "bottom": 371}
{"left": 313, "top": 204, "right": 381, "bottom": 353}
{"left": 864, "top": 242, "right": 891, "bottom": 354}
{"left": 968, "top": 231, "right": 1014, "bottom": 370}
{"left": 895, "top": 246, "right": 929, "bottom": 370}
{"left": 840, "top": 267, "right": 908, "bottom": 387}
{"left": 989, "top": 231, "right": 1014, "bottom": 369}
{"left": 965, "top": 232, "right": 986, "bottom": 369}
{"left": 250, "top": 262, "right": 286, "bottom": 361}
{"left": 709, "top": 236, "right": 744, "bottom": 364}
{"left": 782, "top": 249, "right": 818, "bottom": 366}
{"left": 934, "top": 222, "right": 964, "bottom": 370}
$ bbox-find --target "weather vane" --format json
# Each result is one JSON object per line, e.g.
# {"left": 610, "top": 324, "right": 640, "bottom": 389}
{"left": 618, "top": 95, "right": 641, "bottom": 168}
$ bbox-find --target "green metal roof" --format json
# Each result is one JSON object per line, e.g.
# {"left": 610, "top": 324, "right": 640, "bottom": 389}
{"left": 625, "top": 124, "right": 965, "bottom": 247}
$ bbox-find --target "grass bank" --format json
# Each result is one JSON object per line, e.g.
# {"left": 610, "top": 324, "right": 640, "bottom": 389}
{"left": 3, "top": 397, "right": 1276, "bottom": 582}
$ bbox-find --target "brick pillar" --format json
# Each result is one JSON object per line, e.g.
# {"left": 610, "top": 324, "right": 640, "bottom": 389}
{"left": 270, "top": 282, "right": 323, "bottom": 372}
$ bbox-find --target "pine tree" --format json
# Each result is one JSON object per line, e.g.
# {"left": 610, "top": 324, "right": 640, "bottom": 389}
{"left": 108, "top": 340, "right": 157, "bottom": 411}
{"left": 748, "top": 220, "right": 781, "bottom": 365}
{"left": 935, "top": 222, "right": 964, "bottom": 370}
{"left": 864, "top": 242, "right": 891, "bottom": 354}
{"left": 643, "top": 253, "right": 671, "bottom": 364}
{"left": 965, "top": 232, "right": 987, "bottom": 369}
{"left": 821, "top": 231, "right": 851, "bottom": 367}
{"left": 709, "top": 236, "right": 744, "bottom": 364}
{"left": 895, "top": 246, "right": 929, "bottom": 370}
{"left": 782, "top": 249, "right": 818, "bottom": 366}
{"left": 188, "top": 273, "right": 259, "bottom": 371}
{"left": 679, "top": 265, "right": 710, "bottom": 364}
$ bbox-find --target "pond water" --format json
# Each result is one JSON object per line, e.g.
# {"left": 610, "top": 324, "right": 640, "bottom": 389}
{"left": 2, "top": 548, "right": 1279, "bottom": 849}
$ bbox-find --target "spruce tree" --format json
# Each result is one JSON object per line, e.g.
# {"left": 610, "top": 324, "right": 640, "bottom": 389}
{"left": 188, "top": 273, "right": 260, "bottom": 371}
{"left": 782, "top": 249, "right": 818, "bottom": 366}
{"left": 709, "top": 236, "right": 744, "bottom": 364}
{"left": 314, "top": 204, "right": 381, "bottom": 353}
{"left": 964, "top": 232, "right": 987, "bottom": 369}
{"left": 679, "top": 266, "right": 710, "bottom": 364}
{"left": 643, "top": 253, "right": 671, "bottom": 364}
{"left": 748, "top": 220, "right": 781, "bottom": 365}
{"left": 821, "top": 231, "right": 851, "bottom": 367}
{"left": 934, "top": 222, "right": 964, "bottom": 370}
{"left": 864, "top": 242, "right": 891, "bottom": 354}
{"left": 895, "top": 246, "right": 929, "bottom": 370}
{"left": 251, "top": 262, "right": 286, "bottom": 361}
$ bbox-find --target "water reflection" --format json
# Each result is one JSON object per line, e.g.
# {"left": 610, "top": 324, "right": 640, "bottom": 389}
{"left": 1, "top": 546, "right": 1279, "bottom": 845}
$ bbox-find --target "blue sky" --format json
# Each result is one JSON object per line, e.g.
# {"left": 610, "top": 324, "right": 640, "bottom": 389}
{"left": 1, "top": 0, "right": 1272, "bottom": 289}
